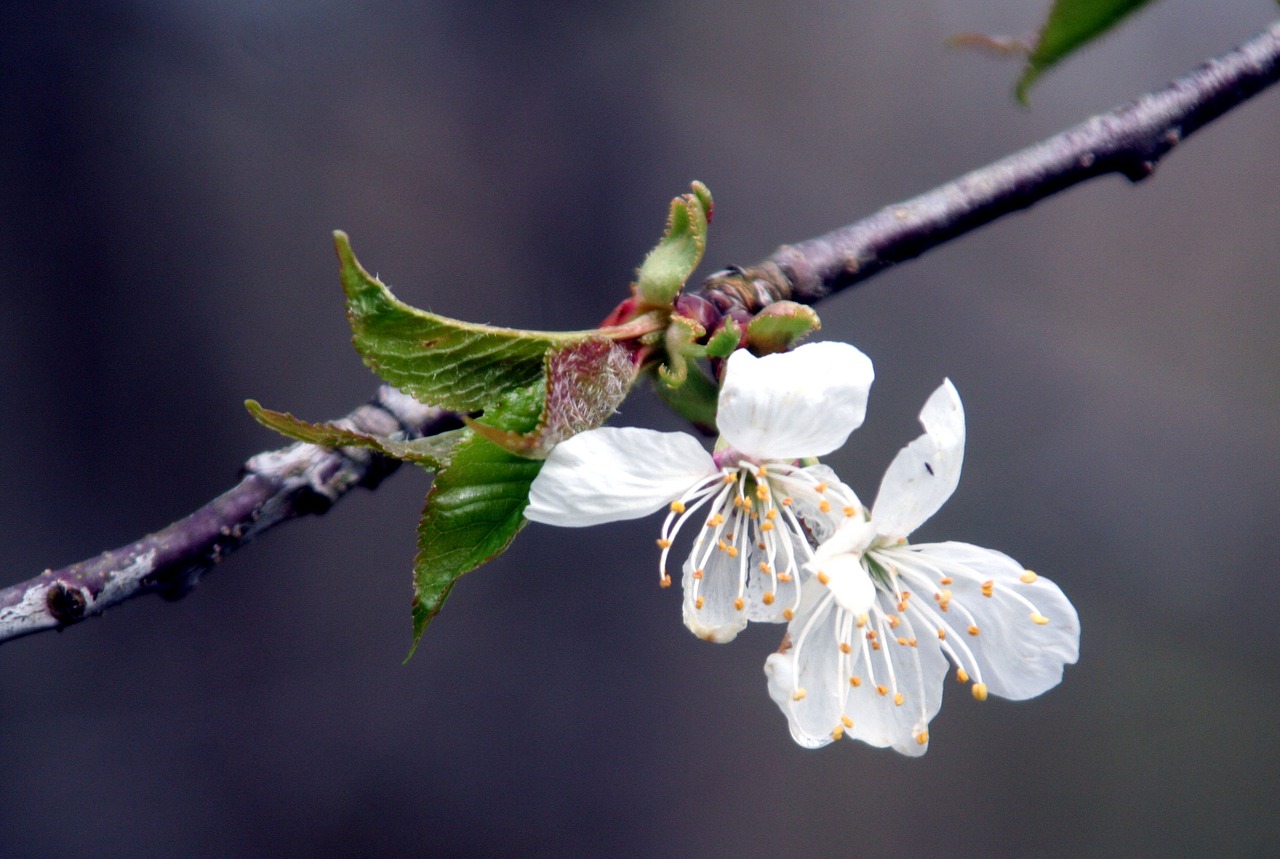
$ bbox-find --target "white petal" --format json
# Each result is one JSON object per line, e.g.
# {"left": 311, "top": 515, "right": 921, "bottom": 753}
{"left": 871, "top": 379, "right": 965, "bottom": 540}
{"left": 778, "top": 464, "right": 864, "bottom": 544}
{"left": 896, "top": 541, "right": 1080, "bottom": 700}
{"left": 807, "top": 553, "right": 876, "bottom": 615}
{"left": 525, "top": 427, "right": 715, "bottom": 527}
{"left": 717, "top": 342, "right": 874, "bottom": 460}
{"left": 681, "top": 549, "right": 749, "bottom": 643}
{"left": 842, "top": 590, "right": 948, "bottom": 756}
{"left": 765, "top": 580, "right": 846, "bottom": 747}
{"left": 743, "top": 531, "right": 804, "bottom": 623}
{"left": 811, "top": 516, "right": 876, "bottom": 565}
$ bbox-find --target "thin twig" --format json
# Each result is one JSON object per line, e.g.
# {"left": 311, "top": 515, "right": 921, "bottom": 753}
{"left": 0, "top": 388, "right": 461, "bottom": 644}
{"left": 3, "top": 21, "right": 1278, "bottom": 645}
{"left": 697, "top": 20, "right": 1280, "bottom": 312}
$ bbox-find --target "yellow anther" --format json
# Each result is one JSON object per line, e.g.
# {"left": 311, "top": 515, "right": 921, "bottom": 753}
{"left": 937, "top": 628, "right": 947, "bottom": 641}
{"left": 756, "top": 541, "right": 766, "bottom": 550}
{"left": 669, "top": 500, "right": 686, "bottom": 513}
{"left": 792, "top": 688, "right": 807, "bottom": 701}
{"left": 656, "top": 538, "right": 672, "bottom": 549}
{"left": 721, "top": 473, "right": 735, "bottom": 483}
{"left": 839, "top": 642, "right": 852, "bottom": 654}
{"left": 706, "top": 514, "right": 724, "bottom": 527}
{"left": 831, "top": 725, "right": 844, "bottom": 741}
{"left": 841, "top": 715, "right": 854, "bottom": 728}
{"left": 981, "top": 580, "right": 994, "bottom": 598}
{"left": 956, "top": 668, "right": 969, "bottom": 684}
{"left": 968, "top": 624, "right": 980, "bottom": 636}
{"left": 761, "top": 521, "right": 775, "bottom": 532}
{"left": 865, "top": 630, "right": 877, "bottom": 640}
{"left": 871, "top": 641, "right": 881, "bottom": 651}
{"left": 732, "top": 496, "right": 744, "bottom": 508}
{"left": 695, "top": 596, "right": 705, "bottom": 610}
{"left": 755, "top": 483, "right": 769, "bottom": 500}
{"left": 1031, "top": 612, "right": 1050, "bottom": 625}
{"left": 855, "top": 614, "right": 868, "bottom": 628}
{"left": 843, "top": 505, "right": 856, "bottom": 516}
{"left": 762, "top": 592, "right": 775, "bottom": 606}
{"left": 1021, "top": 569, "right": 1039, "bottom": 584}
{"left": 893, "top": 692, "right": 905, "bottom": 707}
{"left": 818, "top": 500, "right": 831, "bottom": 512}
{"left": 939, "top": 576, "right": 954, "bottom": 586}
{"left": 781, "top": 496, "right": 793, "bottom": 507}
{"left": 897, "top": 637, "right": 910, "bottom": 647}
{"left": 887, "top": 615, "right": 900, "bottom": 629}
{"left": 972, "top": 683, "right": 989, "bottom": 702}
{"left": 659, "top": 575, "right": 672, "bottom": 588}
{"left": 817, "top": 571, "right": 830, "bottom": 585}
{"left": 876, "top": 685, "right": 888, "bottom": 696}
{"left": 756, "top": 465, "right": 769, "bottom": 477}
{"left": 908, "top": 638, "right": 918, "bottom": 647}
{"left": 759, "top": 562, "right": 772, "bottom": 574}
{"left": 935, "top": 588, "right": 953, "bottom": 602}
{"left": 849, "top": 676, "right": 862, "bottom": 687}
{"left": 733, "top": 597, "right": 745, "bottom": 611}
{"left": 692, "top": 569, "right": 704, "bottom": 580}
{"left": 782, "top": 608, "right": 794, "bottom": 621}
{"left": 915, "top": 730, "right": 929, "bottom": 746}
{"left": 766, "top": 508, "right": 778, "bottom": 520}
{"left": 815, "top": 482, "right": 828, "bottom": 493}
{"left": 778, "top": 572, "right": 793, "bottom": 583}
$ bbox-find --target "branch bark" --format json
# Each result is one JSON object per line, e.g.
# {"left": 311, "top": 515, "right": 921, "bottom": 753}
{"left": 3, "top": 21, "right": 1278, "bottom": 646}
{"left": 696, "top": 20, "right": 1280, "bottom": 313}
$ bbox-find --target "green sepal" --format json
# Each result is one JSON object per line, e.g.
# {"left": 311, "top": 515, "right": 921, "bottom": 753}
{"left": 657, "top": 314, "right": 705, "bottom": 388}
{"left": 703, "top": 317, "right": 742, "bottom": 359}
{"left": 245, "top": 399, "right": 464, "bottom": 469}
{"left": 336, "top": 231, "right": 595, "bottom": 413}
{"left": 466, "top": 339, "right": 638, "bottom": 458}
{"left": 634, "top": 181, "right": 713, "bottom": 307}
{"left": 745, "top": 302, "right": 821, "bottom": 354}
{"left": 1016, "top": 0, "right": 1157, "bottom": 103}
{"left": 652, "top": 361, "right": 719, "bottom": 435}
{"left": 408, "top": 383, "right": 545, "bottom": 655}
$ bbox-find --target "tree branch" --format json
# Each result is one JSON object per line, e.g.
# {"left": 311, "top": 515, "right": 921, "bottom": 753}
{"left": 697, "top": 20, "right": 1280, "bottom": 312}
{"left": 0, "top": 388, "right": 461, "bottom": 644}
{"left": 3, "top": 21, "right": 1278, "bottom": 646}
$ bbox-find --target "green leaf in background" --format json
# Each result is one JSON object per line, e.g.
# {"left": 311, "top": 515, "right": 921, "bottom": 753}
{"left": 1016, "top": 0, "right": 1159, "bottom": 102}
{"left": 244, "top": 399, "right": 466, "bottom": 468}
{"left": 468, "top": 339, "right": 638, "bottom": 458}
{"left": 409, "top": 384, "right": 545, "bottom": 653}
{"left": 337, "top": 231, "right": 597, "bottom": 413}
{"left": 634, "top": 181, "right": 713, "bottom": 307}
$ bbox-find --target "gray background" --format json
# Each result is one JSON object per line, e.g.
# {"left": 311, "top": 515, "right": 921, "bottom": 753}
{"left": 2, "top": 2, "right": 1278, "bottom": 856}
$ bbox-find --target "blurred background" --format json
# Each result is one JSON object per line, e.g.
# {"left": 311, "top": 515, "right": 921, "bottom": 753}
{"left": 2, "top": 1, "right": 1278, "bottom": 856}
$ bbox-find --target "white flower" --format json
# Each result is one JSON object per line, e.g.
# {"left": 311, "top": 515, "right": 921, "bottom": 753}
{"left": 525, "top": 341, "right": 875, "bottom": 643}
{"left": 765, "top": 380, "right": 1080, "bottom": 754}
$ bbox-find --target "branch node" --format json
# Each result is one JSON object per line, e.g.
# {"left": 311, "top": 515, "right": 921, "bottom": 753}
{"left": 46, "top": 581, "right": 88, "bottom": 624}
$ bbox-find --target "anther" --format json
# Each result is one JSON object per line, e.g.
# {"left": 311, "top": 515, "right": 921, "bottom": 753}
{"left": 818, "top": 500, "right": 831, "bottom": 512}
{"left": 841, "top": 715, "right": 854, "bottom": 728}
{"left": 849, "top": 676, "right": 862, "bottom": 687}
{"left": 887, "top": 615, "right": 900, "bottom": 628}
{"left": 897, "top": 637, "right": 909, "bottom": 646}
{"left": 956, "top": 669, "right": 969, "bottom": 684}
{"left": 783, "top": 608, "right": 794, "bottom": 621}
{"left": 762, "top": 592, "right": 775, "bottom": 606}
{"left": 659, "top": 575, "right": 672, "bottom": 588}
{"left": 695, "top": 596, "right": 705, "bottom": 610}
{"left": 781, "top": 497, "right": 793, "bottom": 506}
{"left": 968, "top": 624, "right": 980, "bottom": 636}
{"left": 981, "top": 580, "right": 994, "bottom": 598}
{"left": 1021, "top": 569, "right": 1039, "bottom": 584}
{"left": 893, "top": 692, "right": 905, "bottom": 706}
{"left": 670, "top": 500, "right": 686, "bottom": 513}
{"left": 1031, "top": 612, "right": 1050, "bottom": 625}
{"left": 734, "top": 597, "right": 745, "bottom": 611}
{"left": 817, "top": 571, "right": 830, "bottom": 585}
{"left": 656, "top": 538, "right": 672, "bottom": 549}
{"left": 761, "top": 521, "right": 775, "bottom": 532}
{"left": 766, "top": 509, "right": 778, "bottom": 520}
{"left": 831, "top": 725, "right": 844, "bottom": 741}
{"left": 855, "top": 614, "right": 868, "bottom": 628}
{"left": 839, "top": 642, "right": 852, "bottom": 654}
{"left": 939, "top": 576, "right": 953, "bottom": 585}
{"left": 706, "top": 514, "right": 724, "bottom": 527}
{"left": 915, "top": 730, "right": 929, "bottom": 746}
{"left": 778, "top": 572, "right": 792, "bottom": 583}
{"left": 692, "top": 568, "right": 704, "bottom": 579}
{"left": 815, "top": 482, "right": 828, "bottom": 493}
{"left": 937, "top": 628, "right": 946, "bottom": 641}
{"left": 972, "top": 683, "right": 989, "bottom": 702}
{"left": 792, "top": 688, "right": 807, "bottom": 701}
{"left": 876, "top": 685, "right": 888, "bottom": 696}
{"left": 843, "top": 505, "right": 856, "bottom": 516}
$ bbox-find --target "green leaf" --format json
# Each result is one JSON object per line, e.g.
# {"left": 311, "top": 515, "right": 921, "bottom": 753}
{"left": 245, "top": 399, "right": 466, "bottom": 468}
{"left": 652, "top": 361, "right": 719, "bottom": 435}
{"left": 468, "top": 339, "right": 637, "bottom": 457}
{"left": 744, "top": 301, "right": 821, "bottom": 354}
{"left": 634, "top": 181, "right": 713, "bottom": 307}
{"left": 409, "top": 384, "right": 544, "bottom": 653}
{"left": 336, "top": 231, "right": 597, "bottom": 413}
{"left": 702, "top": 317, "right": 742, "bottom": 359}
{"left": 1016, "top": 0, "right": 1159, "bottom": 103}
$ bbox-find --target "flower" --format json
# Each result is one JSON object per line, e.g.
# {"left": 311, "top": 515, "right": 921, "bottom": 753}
{"left": 525, "top": 341, "right": 875, "bottom": 643}
{"left": 764, "top": 380, "right": 1080, "bottom": 754}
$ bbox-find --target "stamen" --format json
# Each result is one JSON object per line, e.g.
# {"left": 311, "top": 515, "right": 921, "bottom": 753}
{"left": 792, "top": 688, "right": 806, "bottom": 701}
{"left": 818, "top": 500, "right": 831, "bottom": 512}
{"left": 839, "top": 642, "right": 852, "bottom": 654}
{"left": 981, "top": 579, "right": 994, "bottom": 598}
{"left": 939, "top": 576, "right": 953, "bottom": 585}
{"left": 968, "top": 624, "right": 980, "bottom": 636}
{"left": 695, "top": 596, "right": 704, "bottom": 610}
{"left": 656, "top": 538, "right": 671, "bottom": 549}
{"left": 669, "top": 500, "right": 685, "bottom": 513}
{"left": 782, "top": 608, "right": 794, "bottom": 621}
{"left": 971, "top": 683, "right": 988, "bottom": 702}
{"left": 692, "top": 569, "right": 704, "bottom": 579}
{"left": 733, "top": 597, "right": 745, "bottom": 611}
{"left": 659, "top": 575, "right": 672, "bottom": 588}
{"left": 876, "top": 685, "right": 888, "bottom": 696}
{"left": 1031, "top": 612, "right": 1050, "bottom": 625}
{"left": 915, "top": 730, "right": 929, "bottom": 745}
{"left": 1021, "top": 569, "right": 1039, "bottom": 584}
{"left": 841, "top": 715, "right": 854, "bottom": 728}
{"left": 762, "top": 592, "right": 775, "bottom": 605}
{"left": 956, "top": 668, "right": 969, "bottom": 684}
{"left": 937, "top": 628, "right": 946, "bottom": 641}
{"left": 849, "top": 676, "right": 862, "bottom": 687}
{"left": 831, "top": 725, "right": 844, "bottom": 741}
{"left": 893, "top": 692, "right": 905, "bottom": 706}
